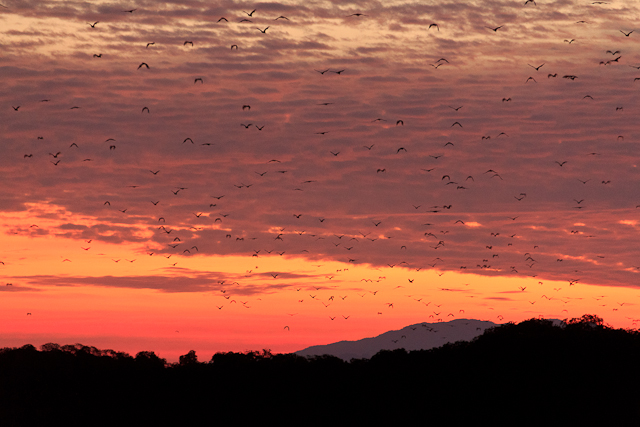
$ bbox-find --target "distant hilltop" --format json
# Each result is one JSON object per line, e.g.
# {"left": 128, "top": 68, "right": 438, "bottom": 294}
{"left": 296, "top": 318, "right": 562, "bottom": 360}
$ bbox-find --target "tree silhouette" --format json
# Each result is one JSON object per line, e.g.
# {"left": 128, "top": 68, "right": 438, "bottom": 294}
{"left": 1, "top": 315, "right": 639, "bottom": 425}
{"left": 135, "top": 350, "right": 167, "bottom": 368}
{"left": 564, "top": 314, "right": 605, "bottom": 327}
{"left": 179, "top": 349, "right": 198, "bottom": 365}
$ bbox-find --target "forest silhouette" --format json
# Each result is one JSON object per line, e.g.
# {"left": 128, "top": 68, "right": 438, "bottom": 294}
{"left": 1, "top": 315, "right": 638, "bottom": 425}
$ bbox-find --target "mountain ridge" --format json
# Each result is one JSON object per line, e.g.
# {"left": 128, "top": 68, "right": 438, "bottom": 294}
{"left": 296, "top": 318, "right": 562, "bottom": 360}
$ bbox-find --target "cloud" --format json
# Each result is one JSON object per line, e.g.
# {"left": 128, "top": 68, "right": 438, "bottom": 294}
{"left": 0, "top": 284, "right": 42, "bottom": 292}
{"left": 13, "top": 271, "right": 295, "bottom": 294}
{"left": 1, "top": 0, "right": 640, "bottom": 299}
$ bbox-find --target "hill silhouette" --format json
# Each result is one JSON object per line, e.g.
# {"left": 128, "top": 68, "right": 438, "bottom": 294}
{"left": 297, "top": 318, "right": 501, "bottom": 359}
{"left": 1, "top": 315, "right": 638, "bottom": 425}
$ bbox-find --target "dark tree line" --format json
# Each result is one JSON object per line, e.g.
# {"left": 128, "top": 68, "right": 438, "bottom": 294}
{"left": 1, "top": 315, "right": 639, "bottom": 425}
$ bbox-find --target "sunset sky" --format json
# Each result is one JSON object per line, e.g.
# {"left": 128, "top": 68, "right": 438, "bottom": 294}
{"left": 2, "top": 0, "right": 640, "bottom": 361}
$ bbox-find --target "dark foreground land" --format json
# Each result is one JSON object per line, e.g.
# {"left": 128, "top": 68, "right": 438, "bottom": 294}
{"left": 1, "top": 315, "right": 639, "bottom": 426}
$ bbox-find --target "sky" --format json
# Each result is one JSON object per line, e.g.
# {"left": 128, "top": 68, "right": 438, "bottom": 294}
{"left": 1, "top": 0, "right": 640, "bottom": 361}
